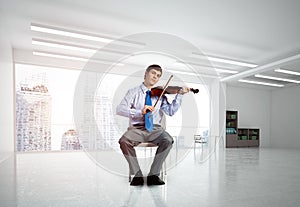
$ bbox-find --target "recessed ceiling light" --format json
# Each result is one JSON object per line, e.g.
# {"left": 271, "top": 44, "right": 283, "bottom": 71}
{"left": 255, "top": 74, "right": 300, "bottom": 83}
{"left": 275, "top": 68, "right": 300, "bottom": 76}
{"left": 238, "top": 79, "right": 284, "bottom": 87}
{"left": 191, "top": 52, "right": 258, "bottom": 68}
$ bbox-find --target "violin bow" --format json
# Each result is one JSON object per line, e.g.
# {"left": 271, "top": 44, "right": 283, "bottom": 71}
{"left": 153, "top": 75, "right": 173, "bottom": 108}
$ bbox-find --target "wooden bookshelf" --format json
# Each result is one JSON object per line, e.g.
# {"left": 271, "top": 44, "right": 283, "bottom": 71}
{"left": 226, "top": 110, "right": 260, "bottom": 148}
{"left": 226, "top": 111, "right": 238, "bottom": 148}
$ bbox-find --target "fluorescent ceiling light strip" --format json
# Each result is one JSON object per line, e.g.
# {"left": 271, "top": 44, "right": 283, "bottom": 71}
{"left": 33, "top": 51, "right": 124, "bottom": 66}
{"left": 32, "top": 39, "right": 131, "bottom": 56}
{"left": 192, "top": 52, "right": 257, "bottom": 68}
{"left": 31, "top": 24, "right": 112, "bottom": 43}
{"left": 168, "top": 69, "right": 219, "bottom": 79}
{"left": 275, "top": 68, "right": 300, "bottom": 76}
{"left": 238, "top": 79, "right": 284, "bottom": 87}
{"left": 33, "top": 51, "right": 88, "bottom": 61}
{"left": 215, "top": 68, "right": 238, "bottom": 74}
{"left": 174, "top": 62, "right": 238, "bottom": 74}
{"left": 32, "top": 39, "right": 96, "bottom": 53}
{"left": 255, "top": 74, "right": 300, "bottom": 83}
{"left": 31, "top": 23, "right": 145, "bottom": 48}
{"left": 207, "top": 56, "right": 257, "bottom": 68}
{"left": 168, "top": 70, "right": 198, "bottom": 76}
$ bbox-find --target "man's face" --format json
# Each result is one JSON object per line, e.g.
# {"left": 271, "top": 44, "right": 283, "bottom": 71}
{"left": 144, "top": 69, "right": 162, "bottom": 87}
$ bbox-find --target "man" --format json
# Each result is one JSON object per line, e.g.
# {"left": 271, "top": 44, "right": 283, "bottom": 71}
{"left": 117, "top": 64, "right": 189, "bottom": 186}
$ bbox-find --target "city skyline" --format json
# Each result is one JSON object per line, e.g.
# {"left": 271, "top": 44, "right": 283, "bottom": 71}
{"left": 16, "top": 85, "right": 52, "bottom": 151}
{"left": 15, "top": 63, "right": 210, "bottom": 152}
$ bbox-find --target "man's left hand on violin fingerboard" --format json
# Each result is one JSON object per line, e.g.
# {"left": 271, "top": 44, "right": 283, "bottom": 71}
{"left": 178, "top": 86, "right": 190, "bottom": 95}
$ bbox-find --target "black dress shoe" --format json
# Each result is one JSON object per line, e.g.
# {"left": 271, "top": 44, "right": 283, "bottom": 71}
{"left": 147, "top": 175, "right": 165, "bottom": 186}
{"left": 130, "top": 170, "right": 143, "bottom": 186}
{"left": 130, "top": 175, "right": 144, "bottom": 186}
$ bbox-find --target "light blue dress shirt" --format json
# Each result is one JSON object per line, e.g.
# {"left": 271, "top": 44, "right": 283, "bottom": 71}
{"left": 116, "top": 83, "right": 183, "bottom": 126}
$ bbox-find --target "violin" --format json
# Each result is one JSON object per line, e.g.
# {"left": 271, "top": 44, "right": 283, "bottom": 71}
{"left": 150, "top": 86, "right": 199, "bottom": 97}
{"left": 151, "top": 75, "right": 198, "bottom": 108}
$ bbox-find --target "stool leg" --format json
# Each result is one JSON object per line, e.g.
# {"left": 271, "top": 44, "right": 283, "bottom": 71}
{"left": 161, "top": 161, "right": 167, "bottom": 180}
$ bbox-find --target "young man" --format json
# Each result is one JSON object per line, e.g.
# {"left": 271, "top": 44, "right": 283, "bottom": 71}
{"left": 117, "top": 64, "right": 189, "bottom": 186}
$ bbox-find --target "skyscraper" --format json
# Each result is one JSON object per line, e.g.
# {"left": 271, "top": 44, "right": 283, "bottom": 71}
{"left": 61, "top": 129, "right": 81, "bottom": 150}
{"left": 16, "top": 84, "right": 52, "bottom": 152}
{"left": 75, "top": 72, "right": 121, "bottom": 151}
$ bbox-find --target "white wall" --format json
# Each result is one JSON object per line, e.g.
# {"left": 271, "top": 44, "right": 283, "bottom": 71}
{"left": 219, "top": 82, "right": 226, "bottom": 146}
{"left": 0, "top": 13, "right": 17, "bottom": 205}
{"left": 226, "top": 85, "right": 271, "bottom": 147}
{"left": 210, "top": 79, "right": 226, "bottom": 147}
{"left": 271, "top": 85, "right": 300, "bottom": 149}
{"left": 0, "top": 17, "right": 15, "bottom": 161}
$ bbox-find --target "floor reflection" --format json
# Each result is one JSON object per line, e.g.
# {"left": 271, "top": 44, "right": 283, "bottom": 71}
{"left": 124, "top": 184, "right": 167, "bottom": 207}
{"left": 1, "top": 147, "right": 300, "bottom": 207}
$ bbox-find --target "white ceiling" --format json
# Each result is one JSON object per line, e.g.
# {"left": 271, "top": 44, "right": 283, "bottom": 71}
{"left": 1, "top": 0, "right": 300, "bottom": 89}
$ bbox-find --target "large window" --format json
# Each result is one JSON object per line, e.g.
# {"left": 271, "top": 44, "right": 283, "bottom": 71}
{"left": 165, "top": 82, "right": 210, "bottom": 136}
{"left": 15, "top": 64, "right": 80, "bottom": 151}
{"left": 15, "top": 63, "right": 211, "bottom": 152}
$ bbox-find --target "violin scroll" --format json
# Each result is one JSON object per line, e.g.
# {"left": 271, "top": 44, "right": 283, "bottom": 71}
{"left": 190, "top": 88, "right": 199, "bottom": 94}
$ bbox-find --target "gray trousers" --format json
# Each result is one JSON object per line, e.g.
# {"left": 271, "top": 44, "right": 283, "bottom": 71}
{"left": 119, "top": 125, "right": 173, "bottom": 177}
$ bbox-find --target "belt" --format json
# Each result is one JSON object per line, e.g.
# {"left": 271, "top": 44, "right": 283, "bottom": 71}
{"left": 133, "top": 124, "right": 144, "bottom": 127}
{"left": 133, "top": 124, "right": 161, "bottom": 127}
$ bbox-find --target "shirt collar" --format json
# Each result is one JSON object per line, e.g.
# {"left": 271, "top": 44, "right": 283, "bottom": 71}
{"left": 140, "top": 83, "right": 150, "bottom": 93}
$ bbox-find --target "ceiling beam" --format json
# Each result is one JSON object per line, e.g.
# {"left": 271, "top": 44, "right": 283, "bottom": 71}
{"left": 221, "top": 53, "right": 300, "bottom": 82}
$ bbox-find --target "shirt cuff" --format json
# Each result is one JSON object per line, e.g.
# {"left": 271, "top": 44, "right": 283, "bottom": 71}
{"left": 129, "top": 108, "right": 143, "bottom": 118}
{"left": 175, "top": 93, "right": 183, "bottom": 101}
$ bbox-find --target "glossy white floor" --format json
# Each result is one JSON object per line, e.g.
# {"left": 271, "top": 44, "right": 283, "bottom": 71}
{"left": 1, "top": 145, "right": 300, "bottom": 207}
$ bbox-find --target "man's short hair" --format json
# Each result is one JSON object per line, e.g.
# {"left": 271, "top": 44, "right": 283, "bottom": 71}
{"left": 146, "top": 64, "right": 163, "bottom": 74}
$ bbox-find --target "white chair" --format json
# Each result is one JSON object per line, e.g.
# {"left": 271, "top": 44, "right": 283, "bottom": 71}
{"left": 129, "top": 143, "right": 167, "bottom": 182}
{"left": 194, "top": 134, "right": 206, "bottom": 143}
{"left": 128, "top": 114, "right": 167, "bottom": 182}
{"left": 194, "top": 134, "right": 206, "bottom": 150}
